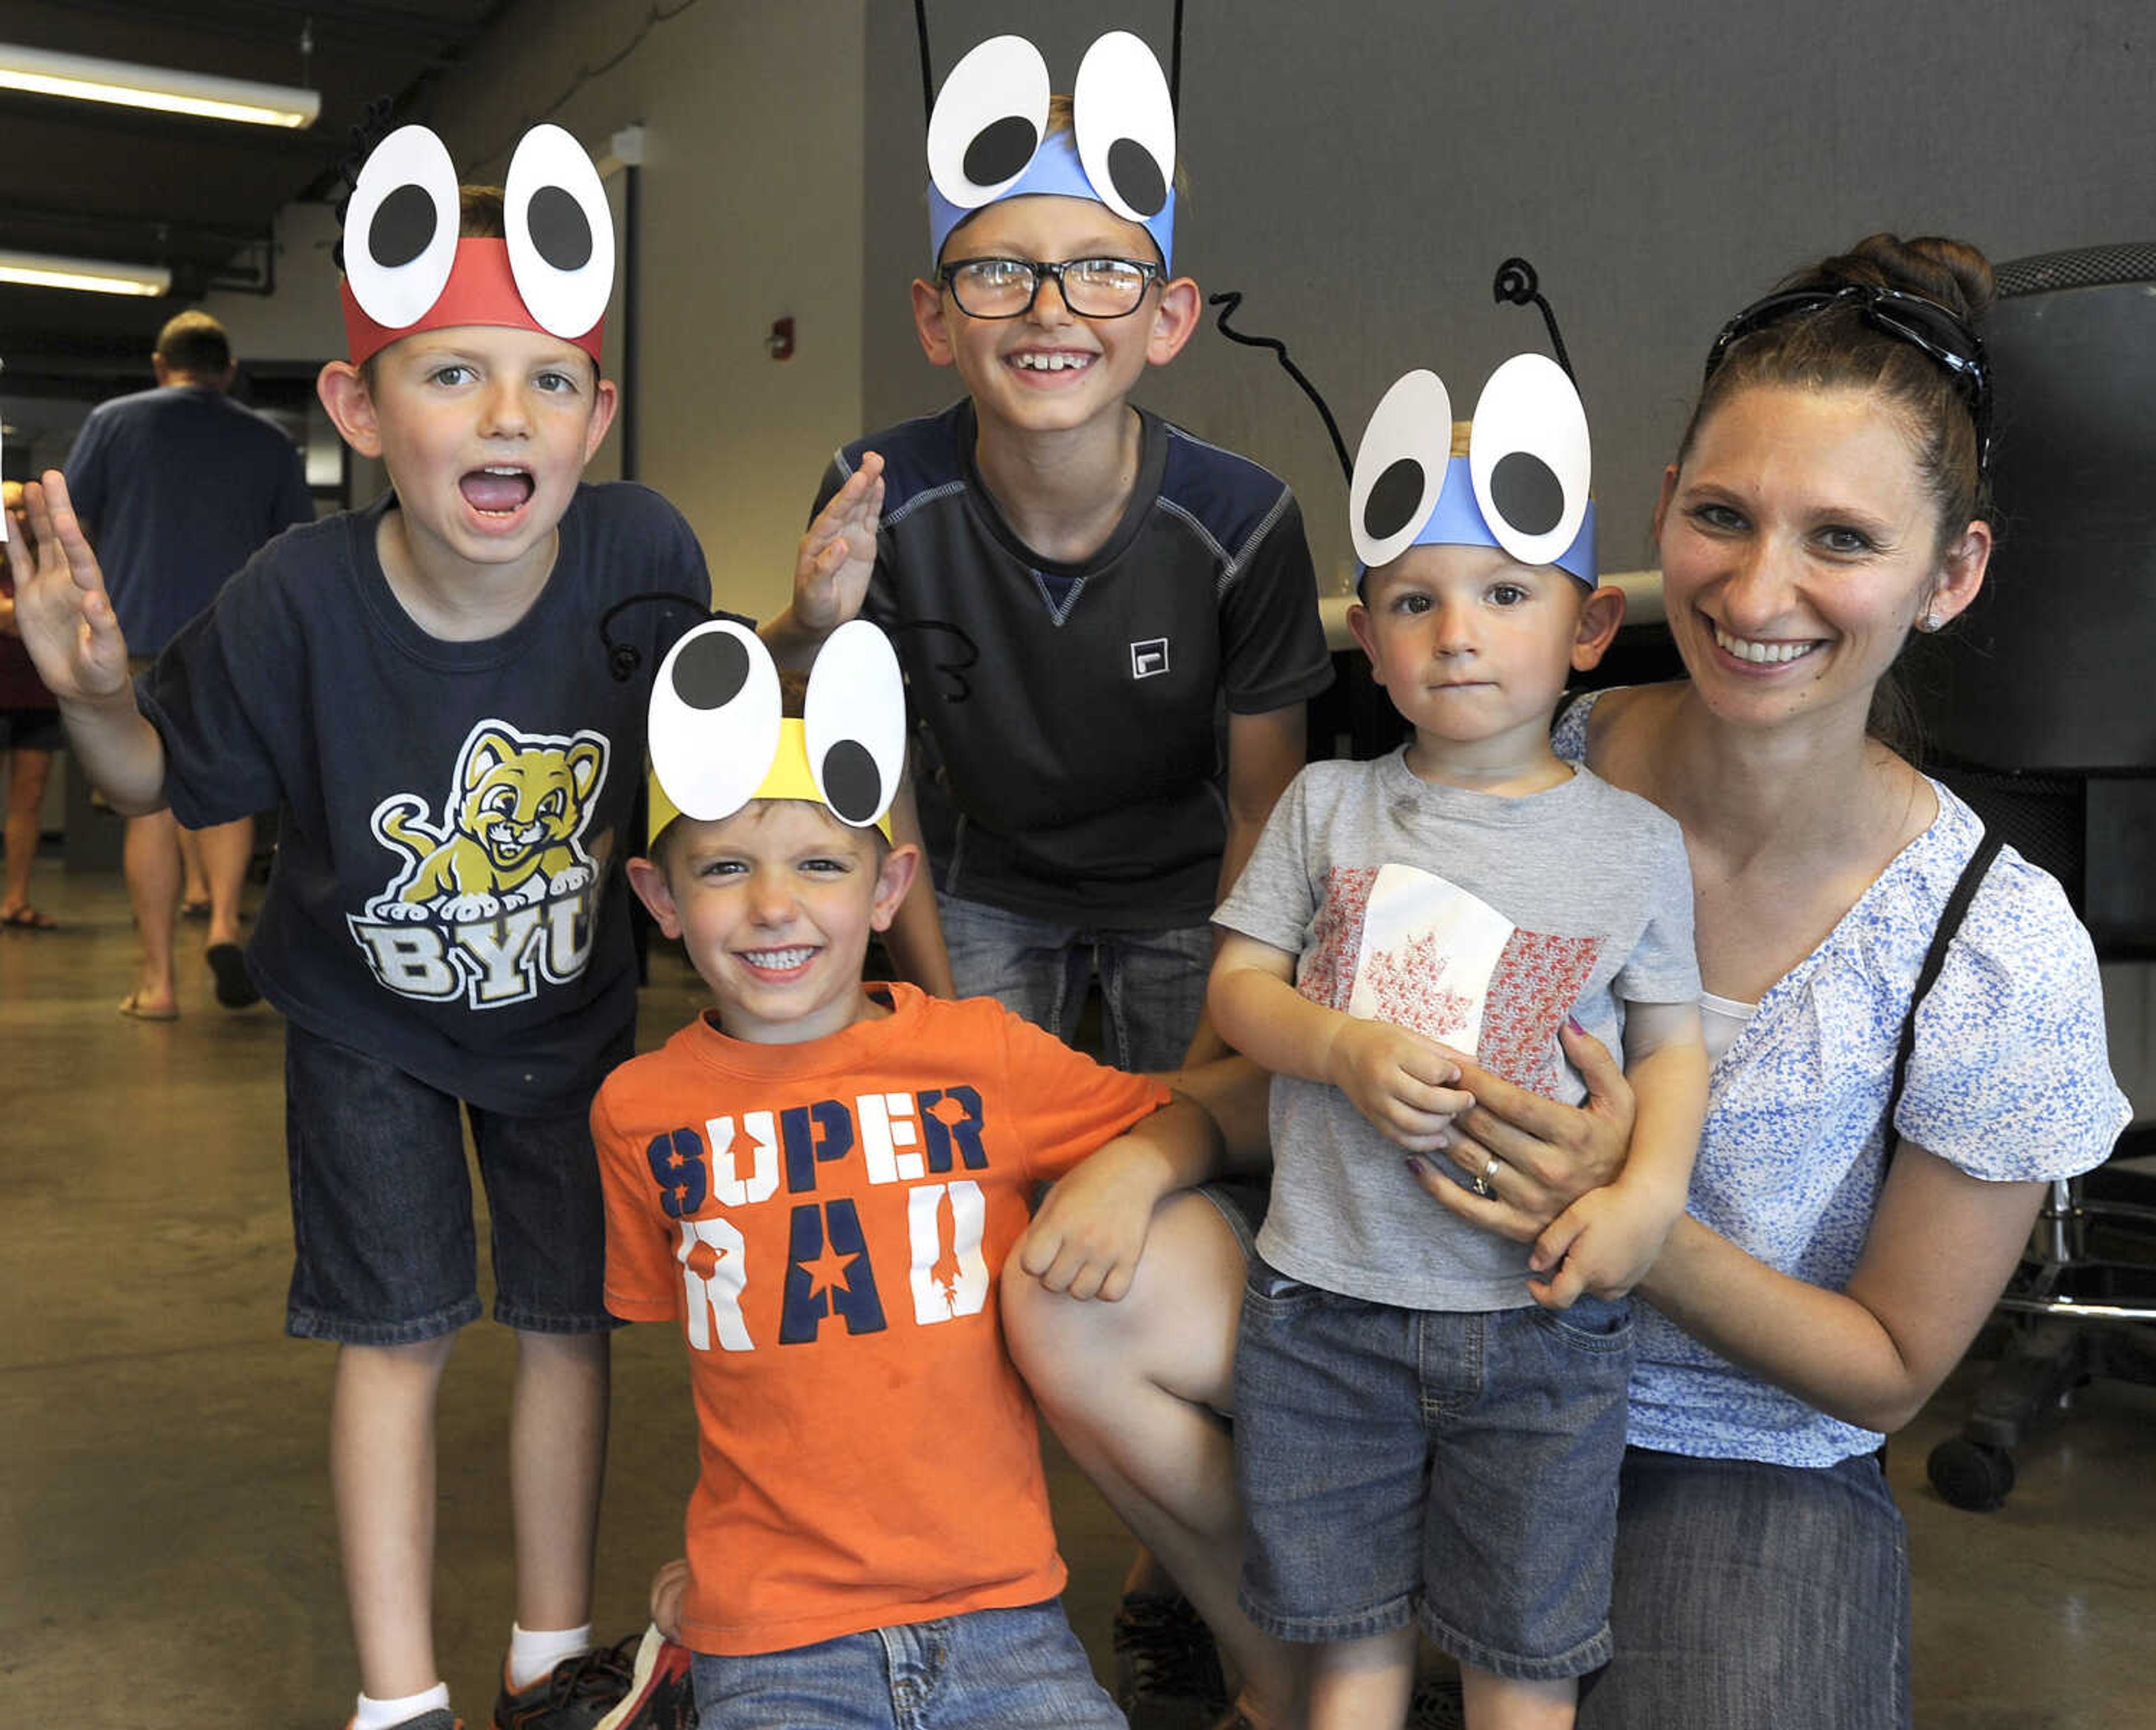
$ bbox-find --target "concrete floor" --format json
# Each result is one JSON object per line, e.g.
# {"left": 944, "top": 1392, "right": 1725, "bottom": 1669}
{"left": 4, "top": 858, "right": 2153, "bottom": 1728}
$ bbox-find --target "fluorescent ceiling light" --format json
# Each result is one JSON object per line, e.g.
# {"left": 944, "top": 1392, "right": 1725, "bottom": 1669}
{"left": 0, "top": 249, "right": 171, "bottom": 298}
{"left": 0, "top": 41, "right": 319, "bottom": 129}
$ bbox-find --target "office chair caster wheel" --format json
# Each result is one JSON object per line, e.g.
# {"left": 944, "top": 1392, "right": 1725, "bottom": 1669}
{"left": 1927, "top": 1434, "right": 2017, "bottom": 1511}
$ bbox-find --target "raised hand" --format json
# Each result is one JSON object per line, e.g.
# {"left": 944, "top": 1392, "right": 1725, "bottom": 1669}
{"left": 5, "top": 472, "right": 133, "bottom": 704}
{"left": 792, "top": 451, "right": 884, "bottom": 634}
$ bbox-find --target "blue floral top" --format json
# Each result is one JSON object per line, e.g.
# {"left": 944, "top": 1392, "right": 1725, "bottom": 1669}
{"left": 1555, "top": 691, "right": 2130, "bottom": 1466}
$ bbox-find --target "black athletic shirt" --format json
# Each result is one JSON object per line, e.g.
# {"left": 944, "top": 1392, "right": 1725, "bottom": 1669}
{"left": 816, "top": 401, "right": 1332, "bottom": 928}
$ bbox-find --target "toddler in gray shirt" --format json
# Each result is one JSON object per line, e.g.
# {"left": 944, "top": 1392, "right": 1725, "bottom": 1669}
{"left": 1210, "top": 363, "right": 1707, "bottom": 1729}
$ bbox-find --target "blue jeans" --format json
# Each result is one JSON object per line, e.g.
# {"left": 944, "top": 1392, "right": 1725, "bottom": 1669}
{"left": 935, "top": 891, "right": 1210, "bottom": 1072}
{"left": 1580, "top": 1448, "right": 1911, "bottom": 1729}
{"left": 1232, "top": 1260, "right": 1633, "bottom": 1682}
{"left": 282, "top": 1021, "right": 620, "bottom": 1344}
{"left": 689, "top": 1600, "right": 1126, "bottom": 1729}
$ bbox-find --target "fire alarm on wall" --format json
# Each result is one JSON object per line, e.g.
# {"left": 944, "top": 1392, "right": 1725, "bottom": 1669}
{"left": 766, "top": 317, "right": 795, "bottom": 361}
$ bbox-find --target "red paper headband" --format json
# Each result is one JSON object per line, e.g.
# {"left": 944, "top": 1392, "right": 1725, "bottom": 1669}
{"left": 338, "top": 123, "right": 613, "bottom": 368}
{"left": 340, "top": 238, "right": 605, "bottom": 369}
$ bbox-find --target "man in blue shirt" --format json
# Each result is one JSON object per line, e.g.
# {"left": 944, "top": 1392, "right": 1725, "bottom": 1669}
{"left": 65, "top": 310, "right": 313, "bottom": 1017}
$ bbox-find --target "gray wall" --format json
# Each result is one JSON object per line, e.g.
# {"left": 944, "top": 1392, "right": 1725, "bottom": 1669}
{"left": 864, "top": 0, "right": 2156, "bottom": 591}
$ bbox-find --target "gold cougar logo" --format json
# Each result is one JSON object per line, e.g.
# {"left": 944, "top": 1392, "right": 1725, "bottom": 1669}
{"left": 368, "top": 722, "right": 608, "bottom": 923}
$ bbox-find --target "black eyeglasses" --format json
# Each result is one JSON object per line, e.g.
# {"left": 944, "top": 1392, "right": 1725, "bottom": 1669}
{"left": 937, "top": 255, "right": 1163, "bottom": 320}
{"left": 1704, "top": 283, "right": 1993, "bottom": 472}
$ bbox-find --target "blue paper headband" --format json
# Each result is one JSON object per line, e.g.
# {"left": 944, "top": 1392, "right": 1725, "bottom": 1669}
{"left": 929, "top": 128, "right": 1176, "bottom": 271}
{"left": 924, "top": 31, "right": 1177, "bottom": 272}
{"left": 1350, "top": 355, "right": 1598, "bottom": 592}
{"left": 1359, "top": 456, "right": 1597, "bottom": 591}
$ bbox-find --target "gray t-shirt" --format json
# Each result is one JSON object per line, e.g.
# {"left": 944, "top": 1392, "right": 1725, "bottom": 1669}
{"left": 1216, "top": 749, "right": 1699, "bottom": 1310}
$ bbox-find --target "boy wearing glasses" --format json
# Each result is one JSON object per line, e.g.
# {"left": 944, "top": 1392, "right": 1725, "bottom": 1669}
{"left": 765, "top": 92, "right": 1332, "bottom": 1086}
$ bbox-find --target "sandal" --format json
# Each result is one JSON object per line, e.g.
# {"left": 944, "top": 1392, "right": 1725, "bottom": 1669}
{"left": 0, "top": 905, "right": 57, "bottom": 931}
{"left": 179, "top": 898, "right": 212, "bottom": 920}
{"left": 207, "top": 941, "right": 261, "bottom": 1009}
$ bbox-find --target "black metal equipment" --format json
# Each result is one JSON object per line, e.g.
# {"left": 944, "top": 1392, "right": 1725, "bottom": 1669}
{"left": 1910, "top": 241, "right": 2156, "bottom": 1512}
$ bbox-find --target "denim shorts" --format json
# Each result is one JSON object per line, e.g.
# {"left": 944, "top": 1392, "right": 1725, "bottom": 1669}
{"left": 1232, "top": 1258, "right": 1633, "bottom": 1682}
{"left": 935, "top": 890, "right": 1210, "bottom": 1073}
{"left": 688, "top": 1600, "right": 1126, "bottom": 1729}
{"left": 1193, "top": 1177, "right": 1268, "bottom": 1258}
{"left": 1581, "top": 1448, "right": 1910, "bottom": 1729}
{"left": 282, "top": 1020, "right": 621, "bottom": 1344}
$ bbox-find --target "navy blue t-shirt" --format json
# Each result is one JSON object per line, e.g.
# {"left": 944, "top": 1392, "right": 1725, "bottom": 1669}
{"left": 65, "top": 385, "right": 314, "bottom": 653}
{"left": 140, "top": 482, "right": 711, "bottom": 1114}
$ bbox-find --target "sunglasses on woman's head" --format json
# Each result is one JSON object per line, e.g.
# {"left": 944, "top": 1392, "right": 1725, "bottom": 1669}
{"left": 1704, "top": 283, "right": 1993, "bottom": 475}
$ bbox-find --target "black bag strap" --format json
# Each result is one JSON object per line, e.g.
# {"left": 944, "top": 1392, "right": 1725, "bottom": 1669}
{"left": 1881, "top": 825, "right": 2005, "bottom": 1169}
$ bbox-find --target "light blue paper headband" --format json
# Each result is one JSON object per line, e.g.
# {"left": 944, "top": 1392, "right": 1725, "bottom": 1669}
{"left": 1349, "top": 350, "right": 1598, "bottom": 593}
{"left": 929, "top": 125, "right": 1176, "bottom": 271}
{"left": 1357, "top": 455, "right": 1597, "bottom": 592}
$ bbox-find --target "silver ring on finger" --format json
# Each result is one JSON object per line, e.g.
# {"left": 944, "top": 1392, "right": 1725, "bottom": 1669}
{"left": 1470, "top": 1154, "right": 1504, "bottom": 1199}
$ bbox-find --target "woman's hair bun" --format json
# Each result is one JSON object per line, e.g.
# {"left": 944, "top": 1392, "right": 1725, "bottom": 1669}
{"left": 1794, "top": 232, "right": 1997, "bottom": 323}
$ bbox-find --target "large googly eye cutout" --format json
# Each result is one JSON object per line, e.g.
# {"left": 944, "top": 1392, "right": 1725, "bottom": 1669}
{"left": 648, "top": 621, "right": 780, "bottom": 824}
{"left": 926, "top": 34, "right": 1051, "bottom": 209}
{"left": 504, "top": 123, "right": 615, "bottom": 341}
{"left": 344, "top": 124, "right": 460, "bottom": 329}
{"left": 1469, "top": 354, "right": 1592, "bottom": 570}
{"left": 1349, "top": 369, "right": 1455, "bottom": 570}
{"left": 1072, "top": 30, "right": 1176, "bottom": 223}
{"left": 803, "top": 621, "right": 906, "bottom": 830}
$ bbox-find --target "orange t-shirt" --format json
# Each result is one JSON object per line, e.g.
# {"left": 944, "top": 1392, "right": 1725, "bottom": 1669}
{"left": 593, "top": 982, "right": 1171, "bottom": 1657}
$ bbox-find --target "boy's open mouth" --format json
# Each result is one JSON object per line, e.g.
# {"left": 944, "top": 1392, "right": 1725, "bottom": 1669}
{"left": 459, "top": 466, "right": 536, "bottom": 514}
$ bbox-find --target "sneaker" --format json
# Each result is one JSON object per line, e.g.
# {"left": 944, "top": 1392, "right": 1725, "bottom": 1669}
{"left": 592, "top": 1626, "right": 696, "bottom": 1730}
{"left": 344, "top": 1714, "right": 461, "bottom": 1730}
{"left": 492, "top": 1636, "right": 637, "bottom": 1730}
{"left": 1111, "top": 1591, "right": 1231, "bottom": 1730}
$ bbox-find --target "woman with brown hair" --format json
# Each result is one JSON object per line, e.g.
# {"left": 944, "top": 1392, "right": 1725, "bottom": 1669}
{"left": 1004, "top": 234, "right": 2129, "bottom": 1730}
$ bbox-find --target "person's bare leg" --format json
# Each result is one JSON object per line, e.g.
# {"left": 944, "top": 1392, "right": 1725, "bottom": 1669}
{"left": 1310, "top": 1627, "right": 1418, "bottom": 1730}
{"left": 176, "top": 821, "right": 211, "bottom": 912}
{"left": 122, "top": 808, "right": 181, "bottom": 1014}
{"left": 331, "top": 1334, "right": 458, "bottom": 1700}
{"left": 508, "top": 1329, "right": 610, "bottom": 1634}
{"left": 1459, "top": 1667, "right": 1576, "bottom": 1729}
{"left": 1003, "top": 1191, "right": 1305, "bottom": 1728}
{"left": 194, "top": 814, "right": 254, "bottom": 949}
{"left": 1, "top": 747, "right": 53, "bottom": 917}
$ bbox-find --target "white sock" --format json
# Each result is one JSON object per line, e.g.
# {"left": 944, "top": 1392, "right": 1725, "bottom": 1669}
{"left": 352, "top": 1683, "right": 451, "bottom": 1730}
{"left": 508, "top": 1621, "right": 595, "bottom": 1691}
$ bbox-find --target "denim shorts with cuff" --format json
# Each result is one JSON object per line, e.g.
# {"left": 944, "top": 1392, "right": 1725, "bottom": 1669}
{"left": 282, "top": 1020, "right": 623, "bottom": 1345}
{"left": 688, "top": 1599, "right": 1126, "bottom": 1730}
{"left": 1233, "top": 1256, "right": 1633, "bottom": 1682}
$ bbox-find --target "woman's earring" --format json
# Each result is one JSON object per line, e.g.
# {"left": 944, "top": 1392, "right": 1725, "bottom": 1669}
{"left": 1919, "top": 611, "right": 1943, "bottom": 633}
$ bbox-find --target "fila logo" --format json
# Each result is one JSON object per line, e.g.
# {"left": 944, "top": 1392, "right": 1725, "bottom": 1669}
{"left": 1130, "top": 638, "right": 1170, "bottom": 679}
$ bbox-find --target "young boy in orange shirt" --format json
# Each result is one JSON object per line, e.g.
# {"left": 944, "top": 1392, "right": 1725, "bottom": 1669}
{"left": 597, "top": 617, "right": 1235, "bottom": 1728}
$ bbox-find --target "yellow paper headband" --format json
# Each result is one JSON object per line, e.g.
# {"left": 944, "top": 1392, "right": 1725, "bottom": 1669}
{"left": 646, "top": 620, "right": 904, "bottom": 848}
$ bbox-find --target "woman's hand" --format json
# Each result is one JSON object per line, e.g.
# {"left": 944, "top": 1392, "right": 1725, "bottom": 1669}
{"left": 1409, "top": 1019, "right": 1636, "bottom": 1243}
